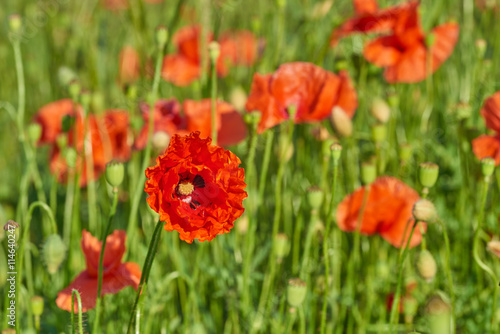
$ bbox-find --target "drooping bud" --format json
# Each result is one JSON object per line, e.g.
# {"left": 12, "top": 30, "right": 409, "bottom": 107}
{"left": 412, "top": 199, "right": 438, "bottom": 222}
{"left": 330, "top": 106, "right": 352, "bottom": 138}
{"left": 156, "top": 26, "right": 169, "bottom": 50}
{"left": 370, "top": 98, "right": 391, "bottom": 123}
{"left": 105, "top": 161, "right": 124, "bottom": 188}
{"left": 42, "top": 234, "right": 66, "bottom": 274}
{"left": 481, "top": 157, "right": 495, "bottom": 178}
{"left": 419, "top": 163, "right": 439, "bottom": 188}
{"left": 416, "top": 249, "right": 437, "bottom": 282}
{"left": 287, "top": 278, "right": 307, "bottom": 307}
{"left": 307, "top": 186, "right": 324, "bottom": 210}
{"left": 361, "top": 161, "right": 376, "bottom": 185}
{"left": 371, "top": 124, "right": 387, "bottom": 143}
{"left": 274, "top": 233, "right": 290, "bottom": 261}
{"left": 31, "top": 296, "right": 44, "bottom": 316}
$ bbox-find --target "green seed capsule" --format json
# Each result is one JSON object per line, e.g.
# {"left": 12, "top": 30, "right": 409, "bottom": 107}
{"left": 481, "top": 157, "right": 495, "bottom": 177}
{"left": 419, "top": 162, "right": 439, "bottom": 188}
{"left": 287, "top": 278, "right": 307, "bottom": 307}
{"left": 105, "top": 161, "right": 125, "bottom": 188}
{"left": 31, "top": 296, "right": 44, "bottom": 316}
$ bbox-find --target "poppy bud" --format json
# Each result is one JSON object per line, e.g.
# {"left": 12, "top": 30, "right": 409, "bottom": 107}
{"left": 370, "top": 98, "right": 391, "bottom": 123}
{"left": 412, "top": 199, "right": 437, "bottom": 222}
{"left": 152, "top": 131, "right": 171, "bottom": 152}
{"left": 156, "top": 26, "right": 168, "bottom": 49}
{"left": 330, "top": 106, "right": 352, "bottom": 138}
{"left": 454, "top": 102, "right": 472, "bottom": 120}
{"left": 481, "top": 157, "right": 495, "bottom": 178}
{"left": 371, "top": 124, "right": 387, "bottom": 143}
{"left": 68, "top": 81, "right": 81, "bottom": 100}
{"left": 331, "top": 142, "right": 342, "bottom": 164}
{"left": 416, "top": 249, "right": 437, "bottom": 282}
{"left": 403, "top": 295, "right": 418, "bottom": 324}
{"left": 419, "top": 163, "right": 439, "bottom": 188}
{"left": 307, "top": 186, "right": 324, "bottom": 210}
{"left": 58, "top": 66, "right": 77, "bottom": 87}
{"left": 42, "top": 234, "right": 66, "bottom": 274}
{"left": 361, "top": 162, "right": 376, "bottom": 185}
{"left": 399, "top": 144, "right": 412, "bottom": 163}
{"left": 105, "top": 161, "right": 125, "bottom": 188}
{"left": 475, "top": 39, "right": 487, "bottom": 58}
{"left": 274, "top": 233, "right": 290, "bottom": 260}
{"left": 9, "top": 14, "right": 22, "bottom": 34}
{"left": 27, "top": 123, "right": 42, "bottom": 144}
{"left": 208, "top": 41, "right": 221, "bottom": 63}
{"left": 426, "top": 294, "right": 451, "bottom": 334}
{"left": 487, "top": 240, "right": 500, "bottom": 258}
{"left": 287, "top": 278, "right": 307, "bottom": 307}
{"left": 31, "top": 296, "right": 44, "bottom": 316}
{"left": 65, "top": 148, "right": 77, "bottom": 168}
{"left": 244, "top": 112, "right": 261, "bottom": 128}
{"left": 230, "top": 86, "right": 248, "bottom": 112}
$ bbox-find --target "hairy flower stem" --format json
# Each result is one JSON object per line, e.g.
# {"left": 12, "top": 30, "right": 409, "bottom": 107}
{"left": 126, "top": 41, "right": 164, "bottom": 258}
{"left": 389, "top": 220, "right": 418, "bottom": 333}
{"left": 320, "top": 157, "right": 340, "bottom": 334}
{"left": 71, "top": 289, "right": 84, "bottom": 334}
{"left": 127, "top": 218, "right": 163, "bottom": 334}
{"left": 93, "top": 188, "right": 119, "bottom": 333}
{"left": 438, "top": 219, "right": 456, "bottom": 333}
{"left": 472, "top": 177, "right": 498, "bottom": 332}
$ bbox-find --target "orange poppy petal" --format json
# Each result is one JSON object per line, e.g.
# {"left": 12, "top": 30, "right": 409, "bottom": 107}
{"left": 383, "top": 44, "right": 427, "bottom": 83}
{"left": 353, "top": 0, "right": 378, "bottom": 15}
{"left": 102, "top": 110, "right": 131, "bottom": 161}
{"left": 472, "top": 135, "right": 500, "bottom": 165}
{"left": 81, "top": 230, "right": 126, "bottom": 277}
{"left": 118, "top": 46, "right": 141, "bottom": 85}
{"left": 481, "top": 92, "right": 500, "bottom": 133}
{"left": 335, "top": 70, "right": 359, "bottom": 118}
{"left": 161, "top": 54, "right": 201, "bottom": 86}
{"left": 34, "top": 99, "right": 79, "bottom": 145}
{"left": 429, "top": 22, "right": 459, "bottom": 73}
{"left": 363, "top": 35, "right": 402, "bottom": 67}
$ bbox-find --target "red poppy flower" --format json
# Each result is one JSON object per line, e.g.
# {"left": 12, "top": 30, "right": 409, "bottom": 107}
{"left": 331, "top": 1, "right": 459, "bottom": 83}
{"left": 35, "top": 101, "right": 131, "bottom": 186}
{"left": 353, "top": 0, "right": 378, "bottom": 15}
{"left": 161, "top": 25, "right": 260, "bottom": 86}
{"left": 134, "top": 99, "right": 185, "bottom": 150}
{"left": 144, "top": 132, "right": 247, "bottom": 243}
{"left": 56, "top": 230, "right": 141, "bottom": 312}
{"left": 118, "top": 46, "right": 141, "bottom": 85}
{"left": 245, "top": 62, "right": 357, "bottom": 133}
{"left": 472, "top": 92, "right": 500, "bottom": 165}
{"left": 183, "top": 99, "right": 247, "bottom": 146}
{"left": 336, "top": 176, "right": 426, "bottom": 248}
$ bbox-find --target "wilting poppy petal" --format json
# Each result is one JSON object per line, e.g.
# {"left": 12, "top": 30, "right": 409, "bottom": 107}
{"left": 183, "top": 99, "right": 247, "bottom": 146}
{"left": 472, "top": 135, "right": 500, "bottom": 165}
{"left": 336, "top": 176, "right": 425, "bottom": 248}
{"left": 480, "top": 91, "right": 500, "bottom": 133}
{"left": 35, "top": 99, "right": 80, "bottom": 145}
{"left": 145, "top": 132, "right": 247, "bottom": 243}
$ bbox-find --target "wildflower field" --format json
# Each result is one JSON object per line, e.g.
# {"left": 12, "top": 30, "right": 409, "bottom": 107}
{"left": 1, "top": 0, "right": 500, "bottom": 333}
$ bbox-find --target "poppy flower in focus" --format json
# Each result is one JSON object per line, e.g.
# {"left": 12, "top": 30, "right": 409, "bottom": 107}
{"left": 35, "top": 101, "right": 131, "bottom": 186}
{"left": 161, "top": 25, "right": 260, "bottom": 86}
{"left": 118, "top": 46, "right": 141, "bottom": 85}
{"left": 245, "top": 62, "right": 357, "bottom": 133}
{"left": 145, "top": 132, "right": 247, "bottom": 243}
{"left": 183, "top": 99, "right": 247, "bottom": 146}
{"left": 133, "top": 99, "right": 185, "bottom": 150}
{"left": 336, "top": 176, "right": 426, "bottom": 248}
{"left": 472, "top": 91, "right": 500, "bottom": 165}
{"left": 56, "top": 230, "right": 141, "bottom": 312}
{"left": 331, "top": 1, "right": 459, "bottom": 83}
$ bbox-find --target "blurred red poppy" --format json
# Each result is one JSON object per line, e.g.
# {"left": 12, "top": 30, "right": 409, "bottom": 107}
{"left": 35, "top": 101, "right": 131, "bottom": 186}
{"left": 472, "top": 92, "right": 500, "bottom": 165}
{"left": 245, "top": 62, "right": 357, "bottom": 133}
{"left": 331, "top": 1, "right": 459, "bottom": 83}
{"left": 161, "top": 25, "right": 260, "bottom": 86}
{"left": 56, "top": 230, "right": 141, "bottom": 312}
{"left": 336, "top": 176, "right": 426, "bottom": 248}
{"left": 353, "top": 0, "right": 378, "bottom": 15}
{"left": 183, "top": 99, "right": 247, "bottom": 146}
{"left": 118, "top": 46, "right": 141, "bottom": 85}
{"left": 145, "top": 132, "right": 247, "bottom": 243}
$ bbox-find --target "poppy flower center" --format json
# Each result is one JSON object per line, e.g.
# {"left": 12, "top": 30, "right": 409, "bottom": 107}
{"left": 177, "top": 180, "right": 195, "bottom": 196}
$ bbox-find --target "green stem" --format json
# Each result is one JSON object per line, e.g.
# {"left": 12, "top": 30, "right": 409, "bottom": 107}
{"left": 93, "top": 189, "right": 119, "bottom": 333}
{"left": 439, "top": 219, "right": 456, "bottom": 334}
{"left": 389, "top": 220, "right": 419, "bottom": 333}
{"left": 284, "top": 309, "right": 297, "bottom": 333}
{"left": 472, "top": 177, "right": 498, "bottom": 332}
{"left": 83, "top": 105, "right": 98, "bottom": 234}
{"left": 320, "top": 158, "right": 339, "bottom": 334}
{"left": 257, "top": 130, "right": 275, "bottom": 205}
{"left": 127, "top": 219, "right": 163, "bottom": 334}
{"left": 71, "top": 289, "right": 84, "bottom": 334}
{"left": 210, "top": 52, "right": 218, "bottom": 146}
